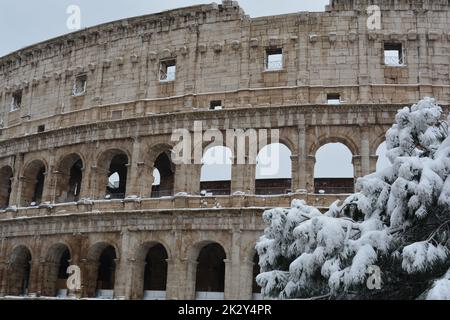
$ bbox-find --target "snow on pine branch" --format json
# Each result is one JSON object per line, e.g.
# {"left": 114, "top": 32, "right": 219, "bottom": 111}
{"left": 256, "top": 98, "right": 450, "bottom": 300}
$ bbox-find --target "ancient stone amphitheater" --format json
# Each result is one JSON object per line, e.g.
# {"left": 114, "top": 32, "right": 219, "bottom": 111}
{"left": 0, "top": 0, "right": 449, "bottom": 300}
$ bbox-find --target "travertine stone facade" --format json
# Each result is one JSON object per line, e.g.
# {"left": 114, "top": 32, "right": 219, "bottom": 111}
{"left": 1, "top": 0, "right": 450, "bottom": 299}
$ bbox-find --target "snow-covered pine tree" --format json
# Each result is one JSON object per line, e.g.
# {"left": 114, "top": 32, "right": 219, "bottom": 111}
{"left": 256, "top": 97, "right": 450, "bottom": 300}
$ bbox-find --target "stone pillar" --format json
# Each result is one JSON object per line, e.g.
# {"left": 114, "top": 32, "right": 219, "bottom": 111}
{"left": 125, "top": 138, "right": 143, "bottom": 198}
{"left": 27, "top": 259, "right": 42, "bottom": 296}
{"left": 304, "top": 155, "right": 316, "bottom": 193}
{"left": 360, "top": 127, "right": 370, "bottom": 177}
{"left": 42, "top": 155, "right": 56, "bottom": 203}
{"left": 80, "top": 259, "right": 98, "bottom": 298}
{"left": 290, "top": 154, "right": 300, "bottom": 191}
{"left": 223, "top": 259, "right": 233, "bottom": 300}
{"left": 294, "top": 126, "right": 307, "bottom": 192}
{"left": 79, "top": 165, "right": 94, "bottom": 200}
{"left": 239, "top": 259, "right": 255, "bottom": 300}
{"left": 353, "top": 155, "right": 363, "bottom": 179}
{"left": 10, "top": 154, "right": 24, "bottom": 207}
{"left": 174, "top": 163, "right": 201, "bottom": 195}
{"left": 0, "top": 261, "right": 7, "bottom": 296}
{"left": 225, "top": 230, "right": 242, "bottom": 299}
{"left": 89, "top": 166, "right": 110, "bottom": 200}
{"left": 113, "top": 229, "right": 133, "bottom": 299}
{"left": 184, "top": 258, "right": 198, "bottom": 300}
{"left": 166, "top": 257, "right": 185, "bottom": 300}
{"left": 40, "top": 261, "right": 59, "bottom": 296}
{"left": 231, "top": 163, "right": 256, "bottom": 194}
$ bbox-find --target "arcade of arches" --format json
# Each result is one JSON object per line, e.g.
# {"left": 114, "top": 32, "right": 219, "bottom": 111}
{"left": 0, "top": 236, "right": 263, "bottom": 300}
{"left": 0, "top": 138, "right": 389, "bottom": 208}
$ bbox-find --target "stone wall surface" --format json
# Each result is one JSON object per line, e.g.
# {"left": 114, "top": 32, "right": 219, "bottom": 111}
{"left": 1, "top": 0, "right": 450, "bottom": 299}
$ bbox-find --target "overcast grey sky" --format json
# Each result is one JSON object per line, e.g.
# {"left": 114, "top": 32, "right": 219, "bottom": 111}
{"left": 0, "top": 0, "right": 329, "bottom": 57}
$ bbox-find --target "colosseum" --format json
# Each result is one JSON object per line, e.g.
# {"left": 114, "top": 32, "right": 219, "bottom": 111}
{"left": 0, "top": 0, "right": 450, "bottom": 300}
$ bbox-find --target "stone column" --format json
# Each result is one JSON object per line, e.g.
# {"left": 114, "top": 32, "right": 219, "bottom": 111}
{"left": 27, "top": 258, "right": 42, "bottom": 296}
{"left": 165, "top": 257, "right": 185, "bottom": 300}
{"left": 223, "top": 259, "right": 233, "bottom": 300}
{"left": 79, "top": 165, "right": 94, "bottom": 200}
{"left": 89, "top": 166, "right": 110, "bottom": 200}
{"left": 225, "top": 229, "right": 242, "bottom": 299}
{"left": 353, "top": 156, "right": 363, "bottom": 180}
{"left": 80, "top": 259, "right": 98, "bottom": 298}
{"left": 184, "top": 258, "right": 198, "bottom": 300}
{"left": 304, "top": 155, "right": 316, "bottom": 193}
{"left": 231, "top": 162, "right": 256, "bottom": 194}
{"left": 290, "top": 154, "right": 300, "bottom": 191}
{"left": 10, "top": 154, "right": 24, "bottom": 207}
{"left": 113, "top": 229, "right": 133, "bottom": 299}
{"left": 174, "top": 163, "right": 201, "bottom": 195}
{"left": 239, "top": 258, "right": 255, "bottom": 300}
{"left": 40, "top": 261, "right": 59, "bottom": 296}
{"left": 41, "top": 155, "right": 56, "bottom": 204}
{"left": 295, "top": 126, "right": 307, "bottom": 192}
{"left": 360, "top": 127, "right": 370, "bottom": 177}
{"left": 125, "top": 138, "right": 143, "bottom": 198}
{"left": 0, "top": 261, "right": 7, "bottom": 296}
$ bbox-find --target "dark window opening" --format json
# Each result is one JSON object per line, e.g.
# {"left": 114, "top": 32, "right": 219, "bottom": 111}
{"left": 32, "top": 167, "right": 45, "bottom": 205}
{"left": 9, "top": 248, "right": 32, "bottom": 296}
{"left": 96, "top": 246, "right": 116, "bottom": 292}
{"left": 151, "top": 152, "right": 175, "bottom": 198}
{"left": 106, "top": 154, "right": 128, "bottom": 199}
{"left": 327, "top": 93, "right": 341, "bottom": 105}
{"left": 159, "top": 60, "right": 176, "bottom": 82}
{"left": 67, "top": 159, "right": 82, "bottom": 202}
{"left": 73, "top": 74, "right": 87, "bottom": 96}
{"left": 0, "top": 167, "right": 13, "bottom": 209}
{"left": 266, "top": 48, "right": 283, "bottom": 70}
{"left": 11, "top": 90, "right": 22, "bottom": 111}
{"left": 210, "top": 100, "right": 223, "bottom": 110}
{"left": 21, "top": 254, "right": 31, "bottom": 295}
{"left": 144, "top": 244, "right": 168, "bottom": 292}
{"left": 57, "top": 249, "right": 71, "bottom": 280}
{"left": 195, "top": 243, "right": 226, "bottom": 293}
{"left": 252, "top": 253, "right": 261, "bottom": 295}
{"left": 384, "top": 43, "right": 404, "bottom": 66}
{"left": 37, "top": 125, "right": 45, "bottom": 133}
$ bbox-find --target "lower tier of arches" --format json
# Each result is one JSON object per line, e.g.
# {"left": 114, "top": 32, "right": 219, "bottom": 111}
{"left": 0, "top": 208, "right": 264, "bottom": 300}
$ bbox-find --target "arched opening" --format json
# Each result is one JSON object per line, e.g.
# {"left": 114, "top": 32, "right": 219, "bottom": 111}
{"left": 195, "top": 243, "right": 226, "bottom": 300}
{"left": 252, "top": 253, "right": 262, "bottom": 300}
{"left": 96, "top": 150, "right": 128, "bottom": 200}
{"left": 200, "top": 146, "right": 232, "bottom": 196}
{"left": 55, "top": 154, "right": 83, "bottom": 203}
{"left": 8, "top": 246, "right": 32, "bottom": 296}
{"left": 143, "top": 244, "right": 168, "bottom": 300}
{"left": 20, "top": 160, "right": 46, "bottom": 206}
{"left": 376, "top": 142, "right": 391, "bottom": 172}
{"left": 0, "top": 166, "right": 13, "bottom": 209}
{"left": 95, "top": 245, "right": 117, "bottom": 299}
{"left": 151, "top": 151, "right": 175, "bottom": 198}
{"left": 255, "top": 143, "right": 292, "bottom": 195}
{"left": 42, "top": 244, "right": 71, "bottom": 297}
{"left": 314, "top": 143, "right": 354, "bottom": 194}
